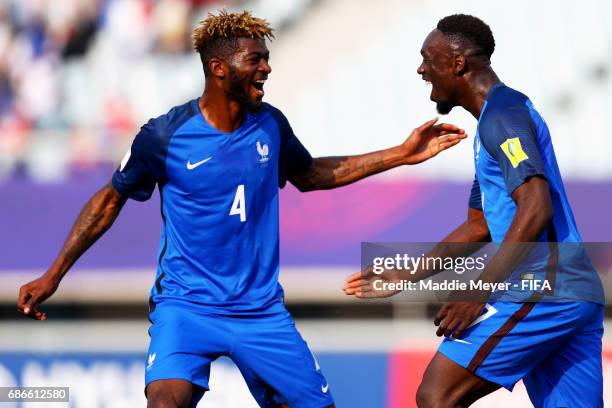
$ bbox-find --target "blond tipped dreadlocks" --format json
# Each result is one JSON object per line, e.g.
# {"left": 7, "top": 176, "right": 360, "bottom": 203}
{"left": 193, "top": 9, "right": 275, "bottom": 76}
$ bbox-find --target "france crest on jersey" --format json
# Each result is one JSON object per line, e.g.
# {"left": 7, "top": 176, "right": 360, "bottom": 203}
{"left": 111, "top": 100, "right": 335, "bottom": 407}
{"left": 112, "top": 99, "right": 312, "bottom": 314}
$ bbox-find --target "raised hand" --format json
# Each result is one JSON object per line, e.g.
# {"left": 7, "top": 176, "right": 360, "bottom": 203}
{"left": 400, "top": 118, "right": 466, "bottom": 165}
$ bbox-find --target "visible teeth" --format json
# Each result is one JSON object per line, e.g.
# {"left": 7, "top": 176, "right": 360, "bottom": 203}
{"left": 254, "top": 80, "right": 266, "bottom": 84}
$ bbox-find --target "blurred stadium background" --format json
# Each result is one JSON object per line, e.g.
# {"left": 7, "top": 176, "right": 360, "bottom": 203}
{"left": 1, "top": 0, "right": 612, "bottom": 406}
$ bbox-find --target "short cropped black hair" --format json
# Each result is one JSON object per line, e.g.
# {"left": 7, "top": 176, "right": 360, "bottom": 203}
{"left": 437, "top": 14, "right": 495, "bottom": 58}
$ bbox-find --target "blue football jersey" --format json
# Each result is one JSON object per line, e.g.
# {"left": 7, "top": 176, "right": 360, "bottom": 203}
{"left": 470, "top": 83, "right": 602, "bottom": 302}
{"left": 440, "top": 87, "right": 605, "bottom": 402}
{"left": 112, "top": 99, "right": 312, "bottom": 313}
{"left": 470, "top": 83, "right": 580, "bottom": 243}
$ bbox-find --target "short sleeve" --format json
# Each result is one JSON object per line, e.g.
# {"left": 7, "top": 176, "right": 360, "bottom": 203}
{"left": 279, "top": 134, "right": 312, "bottom": 188}
{"left": 479, "top": 107, "right": 547, "bottom": 194}
{"left": 469, "top": 176, "right": 482, "bottom": 210}
{"left": 266, "top": 106, "right": 313, "bottom": 188}
{"left": 112, "top": 121, "right": 165, "bottom": 201}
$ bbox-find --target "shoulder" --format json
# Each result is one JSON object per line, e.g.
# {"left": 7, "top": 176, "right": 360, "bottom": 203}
{"left": 259, "top": 102, "right": 284, "bottom": 117}
{"left": 482, "top": 85, "right": 531, "bottom": 121}
{"left": 147, "top": 100, "right": 198, "bottom": 137}
{"left": 479, "top": 86, "right": 536, "bottom": 144}
{"left": 258, "top": 102, "right": 290, "bottom": 126}
{"left": 257, "top": 102, "right": 295, "bottom": 140}
{"left": 483, "top": 85, "right": 532, "bottom": 119}
{"left": 135, "top": 100, "right": 198, "bottom": 148}
{"left": 489, "top": 85, "right": 529, "bottom": 106}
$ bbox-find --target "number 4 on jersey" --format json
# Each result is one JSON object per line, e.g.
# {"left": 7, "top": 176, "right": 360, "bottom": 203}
{"left": 230, "top": 184, "right": 246, "bottom": 222}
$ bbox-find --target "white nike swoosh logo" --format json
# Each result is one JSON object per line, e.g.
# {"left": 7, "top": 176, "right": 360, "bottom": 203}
{"left": 322, "top": 383, "right": 329, "bottom": 393}
{"left": 446, "top": 304, "right": 497, "bottom": 346}
{"left": 186, "top": 157, "right": 212, "bottom": 170}
{"left": 467, "top": 303, "right": 497, "bottom": 329}
{"left": 448, "top": 337, "right": 472, "bottom": 345}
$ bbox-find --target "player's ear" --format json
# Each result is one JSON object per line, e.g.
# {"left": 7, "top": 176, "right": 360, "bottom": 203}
{"left": 209, "top": 57, "right": 227, "bottom": 79}
{"left": 454, "top": 54, "right": 467, "bottom": 75}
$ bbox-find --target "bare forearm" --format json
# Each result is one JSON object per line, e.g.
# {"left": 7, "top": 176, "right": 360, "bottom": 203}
{"left": 476, "top": 177, "right": 553, "bottom": 286}
{"left": 477, "top": 204, "right": 552, "bottom": 287}
{"left": 47, "top": 183, "right": 126, "bottom": 282}
{"left": 437, "top": 211, "right": 492, "bottom": 253}
{"left": 290, "top": 119, "right": 467, "bottom": 192}
{"left": 293, "top": 146, "right": 407, "bottom": 191}
{"left": 408, "top": 209, "right": 491, "bottom": 281}
{"left": 421, "top": 202, "right": 549, "bottom": 287}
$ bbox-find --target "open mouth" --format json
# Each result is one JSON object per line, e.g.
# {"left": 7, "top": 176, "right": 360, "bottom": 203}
{"left": 252, "top": 79, "right": 266, "bottom": 97}
{"left": 423, "top": 78, "right": 434, "bottom": 100}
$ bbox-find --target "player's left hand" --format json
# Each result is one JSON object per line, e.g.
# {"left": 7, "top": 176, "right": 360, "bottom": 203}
{"left": 401, "top": 118, "right": 466, "bottom": 164}
{"left": 434, "top": 301, "right": 485, "bottom": 339}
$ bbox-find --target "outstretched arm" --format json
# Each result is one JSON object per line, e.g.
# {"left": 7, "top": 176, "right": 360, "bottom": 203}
{"left": 290, "top": 118, "right": 466, "bottom": 192}
{"left": 17, "top": 182, "right": 127, "bottom": 320}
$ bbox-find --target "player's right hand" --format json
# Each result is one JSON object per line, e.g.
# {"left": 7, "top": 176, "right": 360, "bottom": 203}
{"left": 342, "top": 266, "right": 404, "bottom": 298}
{"left": 400, "top": 118, "right": 467, "bottom": 165}
{"left": 17, "top": 275, "right": 59, "bottom": 320}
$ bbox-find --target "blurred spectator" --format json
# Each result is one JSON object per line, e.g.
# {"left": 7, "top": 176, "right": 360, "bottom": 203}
{"left": 153, "top": 0, "right": 190, "bottom": 53}
{"left": 0, "top": 0, "right": 314, "bottom": 181}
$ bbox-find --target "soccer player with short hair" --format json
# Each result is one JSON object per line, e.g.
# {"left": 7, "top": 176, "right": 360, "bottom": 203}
{"left": 17, "top": 10, "right": 465, "bottom": 408}
{"left": 344, "top": 14, "right": 603, "bottom": 408}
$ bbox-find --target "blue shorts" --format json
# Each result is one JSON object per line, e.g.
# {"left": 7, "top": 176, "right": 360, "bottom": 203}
{"left": 439, "top": 301, "right": 603, "bottom": 408}
{"left": 145, "top": 299, "right": 334, "bottom": 408}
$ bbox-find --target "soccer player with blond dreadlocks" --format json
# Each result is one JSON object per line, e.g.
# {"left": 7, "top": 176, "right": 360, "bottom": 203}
{"left": 17, "top": 10, "right": 466, "bottom": 408}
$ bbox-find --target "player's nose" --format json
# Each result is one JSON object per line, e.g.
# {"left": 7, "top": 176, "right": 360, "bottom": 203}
{"left": 261, "top": 59, "right": 272, "bottom": 75}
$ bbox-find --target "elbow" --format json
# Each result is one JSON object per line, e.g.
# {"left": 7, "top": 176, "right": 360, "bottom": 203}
{"left": 532, "top": 196, "right": 554, "bottom": 226}
{"left": 291, "top": 169, "right": 325, "bottom": 192}
{"left": 296, "top": 186, "right": 314, "bottom": 193}
{"left": 292, "top": 178, "right": 318, "bottom": 192}
{"left": 524, "top": 202, "right": 554, "bottom": 234}
{"left": 467, "top": 208, "right": 491, "bottom": 242}
{"left": 536, "top": 206, "right": 554, "bottom": 231}
{"left": 296, "top": 184, "right": 314, "bottom": 193}
{"left": 471, "top": 223, "right": 491, "bottom": 242}
{"left": 476, "top": 227, "right": 492, "bottom": 242}
{"left": 540, "top": 204, "right": 554, "bottom": 225}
